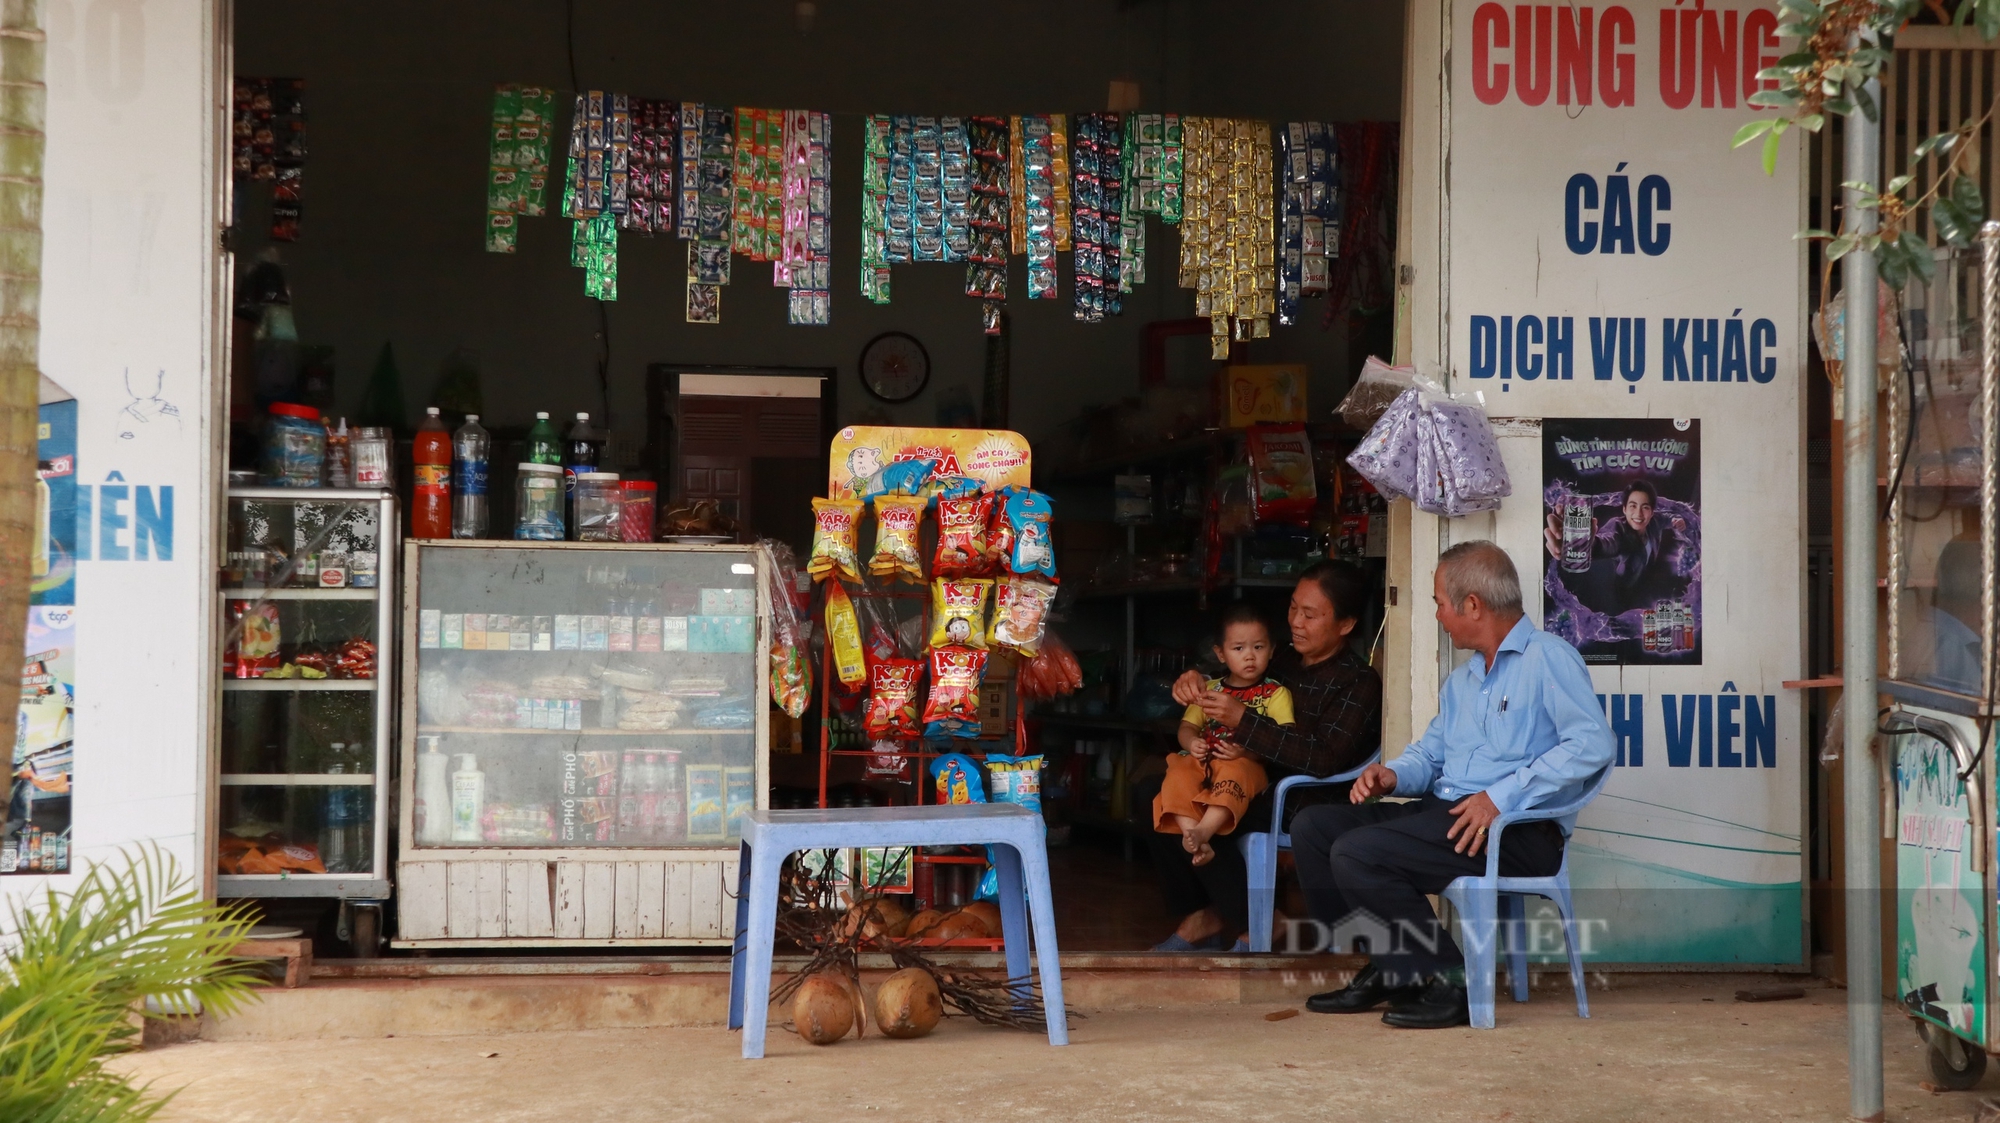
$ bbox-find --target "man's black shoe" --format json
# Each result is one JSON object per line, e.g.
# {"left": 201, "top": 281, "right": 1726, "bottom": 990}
{"left": 1381, "top": 974, "right": 1471, "bottom": 1029}
{"left": 1305, "top": 964, "right": 1422, "bottom": 1014}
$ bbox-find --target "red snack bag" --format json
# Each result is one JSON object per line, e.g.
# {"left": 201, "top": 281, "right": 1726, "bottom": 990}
{"left": 933, "top": 496, "right": 994, "bottom": 577}
{"left": 921, "top": 646, "right": 988, "bottom": 735}
{"left": 864, "top": 658, "right": 924, "bottom": 739}
{"left": 1247, "top": 423, "right": 1318, "bottom": 526}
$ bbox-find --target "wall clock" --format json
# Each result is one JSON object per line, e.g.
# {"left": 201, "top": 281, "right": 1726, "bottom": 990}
{"left": 858, "top": 331, "right": 930, "bottom": 403}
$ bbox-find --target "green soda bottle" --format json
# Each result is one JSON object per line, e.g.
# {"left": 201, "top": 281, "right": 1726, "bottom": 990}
{"left": 526, "top": 411, "right": 562, "bottom": 465}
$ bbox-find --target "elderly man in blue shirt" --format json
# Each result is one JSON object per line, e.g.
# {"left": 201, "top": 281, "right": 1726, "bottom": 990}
{"left": 1292, "top": 540, "right": 1613, "bottom": 1029}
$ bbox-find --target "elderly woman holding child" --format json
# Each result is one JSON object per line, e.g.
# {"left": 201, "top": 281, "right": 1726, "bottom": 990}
{"left": 1139, "top": 561, "right": 1382, "bottom": 953}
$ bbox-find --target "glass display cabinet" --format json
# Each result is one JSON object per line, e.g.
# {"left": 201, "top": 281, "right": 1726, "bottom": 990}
{"left": 216, "top": 487, "right": 397, "bottom": 903}
{"left": 395, "top": 540, "right": 768, "bottom": 947}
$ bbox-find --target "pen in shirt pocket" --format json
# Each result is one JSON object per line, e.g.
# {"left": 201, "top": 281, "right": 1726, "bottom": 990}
{"left": 1499, "top": 696, "right": 1509, "bottom": 712}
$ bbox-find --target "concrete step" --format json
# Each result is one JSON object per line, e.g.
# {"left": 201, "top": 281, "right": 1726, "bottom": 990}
{"left": 204, "top": 953, "right": 1363, "bottom": 1041}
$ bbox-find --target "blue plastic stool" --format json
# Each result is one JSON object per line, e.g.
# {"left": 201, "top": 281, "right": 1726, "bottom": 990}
{"left": 726, "top": 804, "right": 1067, "bottom": 1058}
{"left": 1440, "top": 764, "right": 1612, "bottom": 1029}
{"left": 1240, "top": 752, "right": 1381, "bottom": 953}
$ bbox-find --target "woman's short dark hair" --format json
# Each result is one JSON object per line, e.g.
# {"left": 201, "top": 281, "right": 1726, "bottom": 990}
{"left": 1297, "top": 560, "right": 1372, "bottom": 623}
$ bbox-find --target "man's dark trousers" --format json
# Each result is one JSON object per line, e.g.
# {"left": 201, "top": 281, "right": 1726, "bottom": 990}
{"left": 1288, "top": 798, "right": 1566, "bottom": 985}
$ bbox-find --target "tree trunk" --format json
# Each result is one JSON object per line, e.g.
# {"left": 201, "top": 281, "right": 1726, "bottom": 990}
{"left": 0, "top": 0, "right": 46, "bottom": 745}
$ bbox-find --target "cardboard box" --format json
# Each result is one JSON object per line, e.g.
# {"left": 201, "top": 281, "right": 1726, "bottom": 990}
{"left": 1220, "top": 364, "right": 1308, "bottom": 427}
{"left": 978, "top": 679, "right": 1015, "bottom": 738}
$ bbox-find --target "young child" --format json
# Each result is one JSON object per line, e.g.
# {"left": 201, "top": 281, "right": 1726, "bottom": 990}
{"left": 1153, "top": 603, "right": 1294, "bottom": 866}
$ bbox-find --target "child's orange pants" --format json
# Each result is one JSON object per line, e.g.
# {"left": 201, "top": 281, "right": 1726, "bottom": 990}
{"left": 1152, "top": 752, "right": 1269, "bottom": 835}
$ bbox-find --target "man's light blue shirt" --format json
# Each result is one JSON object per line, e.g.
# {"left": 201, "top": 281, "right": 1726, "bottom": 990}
{"left": 1386, "top": 616, "right": 1614, "bottom": 833}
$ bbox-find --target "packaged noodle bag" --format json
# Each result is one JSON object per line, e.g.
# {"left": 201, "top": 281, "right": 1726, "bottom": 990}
{"left": 824, "top": 580, "right": 868, "bottom": 688}
{"left": 1000, "top": 488, "right": 1057, "bottom": 580}
{"left": 927, "top": 578, "right": 992, "bottom": 649}
{"left": 1247, "top": 423, "right": 1318, "bottom": 525}
{"left": 809, "top": 497, "right": 863, "bottom": 583}
{"left": 922, "top": 649, "right": 988, "bottom": 739}
{"left": 989, "top": 575, "right": 1056, "bottom": 656}
{"left": 864, "top": 657, "right": 924, "bottom": 739}
{"left": 934, "top": 495, "right": 994, "bottom": 577}
{"left": 869, "top": 494, "right": 927, "bottom": 583}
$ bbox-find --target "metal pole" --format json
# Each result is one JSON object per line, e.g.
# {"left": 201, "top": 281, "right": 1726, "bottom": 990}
{"left": 1840, "top": 51, "right": 1884, "bottom": 1123}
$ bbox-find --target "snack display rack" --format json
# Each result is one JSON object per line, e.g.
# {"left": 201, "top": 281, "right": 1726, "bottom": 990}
{"left": 216, "top": 487, "right": 398, "bottom": 906}
{"left": 393, "top": 540, "right": 770, "bottom": 947}
{"left": 805, "top": 427, "right": 1041, "bottom": 929}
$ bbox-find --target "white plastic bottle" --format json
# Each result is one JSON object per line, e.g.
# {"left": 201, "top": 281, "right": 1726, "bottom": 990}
{"left": 450, "top": 753, "right": 486, "bottom": 843}
{"left": 415, "top": 736, "right": 451, "bottom": 844}
{"left": 452, "top": 413, "right": 491, "bottom": 538}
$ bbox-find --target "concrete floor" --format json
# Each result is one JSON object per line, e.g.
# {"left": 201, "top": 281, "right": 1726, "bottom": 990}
{"left": 116, "top": 977, "right": 1992, "bottom": 1122}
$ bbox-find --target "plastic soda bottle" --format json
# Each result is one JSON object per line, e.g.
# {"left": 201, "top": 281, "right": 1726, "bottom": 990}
{"left": 565, "top": 412, "right": 600, "bottom": 538}
{"left": 452, "top": 413, "right": 491, "bottom": 539}
{"left": 527, "top": 411, "right": 562, "bottom": 466}
{"left": 412, "top": 407, "right": 452, "bottom": 538}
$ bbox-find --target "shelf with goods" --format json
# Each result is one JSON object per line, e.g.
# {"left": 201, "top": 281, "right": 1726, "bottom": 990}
{"left": 217, "top": 488, "right": 398, "bottom": 902}
{"left": 395, "top": 539, "right": 771, "bottom": 947}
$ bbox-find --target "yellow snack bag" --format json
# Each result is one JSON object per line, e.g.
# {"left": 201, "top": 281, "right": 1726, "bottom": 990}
{"left": 868, "top": 494, "right": 927, "bottom": 584}
{"left": 989, "top": 576, "right": 1057, "bottom": 656}
{"left": 809, "top": 497, "right": 864, "bottom": 583}
{"left": 825, "top": 580, "right": 868, "bottom": 688}
{"left": 927, "top": 578, "right": 992, "bottom": 650}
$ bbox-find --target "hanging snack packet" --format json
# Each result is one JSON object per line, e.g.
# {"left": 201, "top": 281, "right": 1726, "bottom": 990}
{"left": 862, "top": 457, "right": 937, "bottom": 502}
{"left": 990, "top": 575, "right": 1057, "bottom": 656}
{"left": 934, "top": 495, "right": 994, "bottom": 577}
{"left": 927, "top": 578, "right": 993, "bottom": 649}
{"left": 928, "top": 750, "right": 988, "bottom": 803}
{"left": 808, "top": 497, "right": 864, "bottom": 583}
{"left": 771, "top": 641, "right": 811, "bottom": 718}
{"left": 921, "top": 474, "right": 983, "bottom": 507}
{"left": 922, "top": 648, "right": 989, "bottom": 739}
{"left": 984, "top": 753, "right": 1045, "bottom": 815}
{"left": 1002, "top": 488, "right": 1058, "bottom": 580}
{"left": 824, "top": 580, "right": 868, "bottom": 688}
{"left": 864, "top": 657, "right": 924, "bottom": 739}
{"left": 1248, "top": 423, "right": 1319, "bottom": 526}
{"left": 869, "top": 494, "right": 927, "bottom": 583}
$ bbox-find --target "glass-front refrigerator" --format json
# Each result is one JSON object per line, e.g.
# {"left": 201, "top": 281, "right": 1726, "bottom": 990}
{"left": 216, "top": 488, "right": 397, "bottom": 906}
{"left": 396, "top": 541, "right": 767, "bottom": 947}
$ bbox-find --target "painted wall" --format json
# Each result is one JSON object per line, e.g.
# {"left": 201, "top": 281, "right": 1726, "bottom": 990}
{"left": 230, "top": 0, "right": 1405, "bottom": 450}
{"left": 3, "top": 0, "right": 224, "bottom": 907}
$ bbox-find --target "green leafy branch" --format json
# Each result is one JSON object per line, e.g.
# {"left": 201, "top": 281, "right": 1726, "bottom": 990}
{"left": 1730, "top": 0, "right": 1996, "bottom": 289}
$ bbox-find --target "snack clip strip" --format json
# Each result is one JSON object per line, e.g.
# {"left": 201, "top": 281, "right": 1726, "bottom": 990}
{"left": 1071, "top": 112, "right": 1124, "bottom": 322}
{"left": 483, "top": 84, "right": 554, "bottom": 253}
{"left": 785, "top": 111, "right": 833, "bottom": 325}
{"left": 1278, "top": 121, "right": 1342, "bottom": 326}
{"left": 1019, "top": 115, "right": 1059, "bottom": 300}
{"left": 965, "top": 115, "right": 1010, "bottom": 333}
{"left": 861, "top": 114, "right": 892, "bottom": 303}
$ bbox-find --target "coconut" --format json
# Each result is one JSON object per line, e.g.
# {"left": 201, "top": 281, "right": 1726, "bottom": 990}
{"left": 839, "top": 896, "right": 914, "bottom": 941}
{"left": 928, "top": 911, "right": 989, "bottom": 941}
{"left": 875, "top": 967, "right": 944, "bottom": 1039}
{"left": 901, "top": 909, "right": 947, "bottom": 939}
{"left": 792, "top": 973, "right": 855, "bottom": 1044}
{"left": 958, "top": 901, "right": 1002, "bottom": 935}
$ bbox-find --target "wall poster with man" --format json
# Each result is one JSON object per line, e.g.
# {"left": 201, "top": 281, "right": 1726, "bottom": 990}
{"left": 1541, "top": 418, "right": 1701, "bottom": 666}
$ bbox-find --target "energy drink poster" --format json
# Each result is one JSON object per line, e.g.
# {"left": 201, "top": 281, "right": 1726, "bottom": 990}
{"left": 10, "top": 607, "right": 74, "bottom": 874}
{"left": 8, "top": 391, "right": 78, "bottom": 874}
{"left": 1541, "top": 418, "right": 1701, "bottom": 666}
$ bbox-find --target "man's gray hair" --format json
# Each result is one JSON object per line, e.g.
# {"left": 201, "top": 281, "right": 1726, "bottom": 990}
{"left": 1438, "top": 540, "right": 1523, "bottom": 615}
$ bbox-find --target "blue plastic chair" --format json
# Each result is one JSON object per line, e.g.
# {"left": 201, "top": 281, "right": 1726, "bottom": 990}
{"left": 726, "top": 804, "right": 1066, "bottom": 1058}
{"left": 1241, "top": 752, "right": 1382, "bottom": 953}
{"left": 1440, "top": 763, "right": 1613, "bottom": 1029}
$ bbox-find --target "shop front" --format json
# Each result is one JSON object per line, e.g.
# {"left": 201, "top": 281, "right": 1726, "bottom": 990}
{"left": 11, "top": 0, "right": 1828, "bottom": 993}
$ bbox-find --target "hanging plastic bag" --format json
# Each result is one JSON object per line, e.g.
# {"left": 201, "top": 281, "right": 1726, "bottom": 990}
{"left": 1346, "top": 381, "right": 1511, "bottom": 518}
{"left": 1335, "top": 355, "right": 1423, "bottom": 429}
